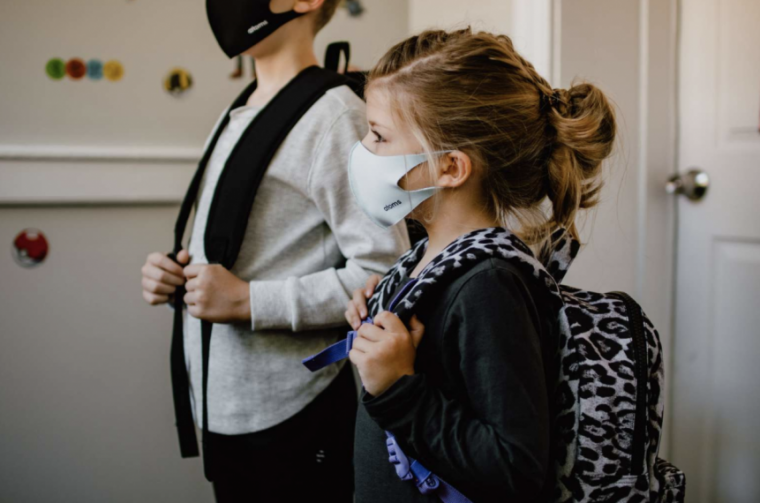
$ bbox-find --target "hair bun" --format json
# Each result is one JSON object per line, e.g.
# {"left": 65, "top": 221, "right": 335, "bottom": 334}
{"left": 545, "top": 81, "right": 616, "bottom": 236}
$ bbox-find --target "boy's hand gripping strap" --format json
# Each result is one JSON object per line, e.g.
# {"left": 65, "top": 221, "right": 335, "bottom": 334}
{"left": 386, "top": 432, "right": 472, "bottom": 503}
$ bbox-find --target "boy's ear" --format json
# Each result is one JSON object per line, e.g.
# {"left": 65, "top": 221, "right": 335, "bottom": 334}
{"left": 292, "top": 0, "right": 326, "bottom": 14}
{"left": 436, "top": 151, "right": 473, "bottom": 189}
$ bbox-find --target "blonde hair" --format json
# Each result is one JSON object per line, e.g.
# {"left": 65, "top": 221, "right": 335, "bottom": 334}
{"left": 367, "top": 28, "right": 616, "bottom": 250}
{"left": 313, "top": 0, "right": 342, "bottom": 33}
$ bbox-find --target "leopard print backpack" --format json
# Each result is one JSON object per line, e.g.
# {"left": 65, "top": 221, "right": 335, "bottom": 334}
{"left": 544, "top": 232, "right": 686, "bottom": 502}
{"left": 359, "top": 227, "right": 685, "bottom": 503}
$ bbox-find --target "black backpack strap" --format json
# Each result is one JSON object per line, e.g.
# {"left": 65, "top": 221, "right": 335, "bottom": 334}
{"left": 203, "top": 66, "right": 348, "bottom": 268}
{"left": 170, "top": 66, "right": 349, "bottom": 480}
{"left": 324, "top": 41, "right": 368, "bottom": 99}
{"left": 169, "top": 79, "right": 257, "bottom": 461}
{"left": 325, "top": 41, "right": 350, "bottom": 73}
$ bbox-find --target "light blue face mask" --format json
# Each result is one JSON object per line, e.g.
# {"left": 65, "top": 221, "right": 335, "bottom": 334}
{"left": 348, "top": 141, "right": 452, "bottom": 229}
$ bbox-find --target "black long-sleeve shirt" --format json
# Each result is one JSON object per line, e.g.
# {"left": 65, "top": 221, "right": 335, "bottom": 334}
{"left": 354, "top": 257, "right": 559, "bottom": 503}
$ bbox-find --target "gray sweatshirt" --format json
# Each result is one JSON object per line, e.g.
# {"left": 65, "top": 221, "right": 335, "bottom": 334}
{"left": 183, "top": 84, "right": 410, "bottom": 435}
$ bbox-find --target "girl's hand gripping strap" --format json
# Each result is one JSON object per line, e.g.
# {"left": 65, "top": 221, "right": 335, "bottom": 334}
{"left": 302, "top": 278, "right": 419, "bottom": 372}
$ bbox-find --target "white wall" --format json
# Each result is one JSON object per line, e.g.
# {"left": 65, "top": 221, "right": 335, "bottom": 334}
{"left": 409, "top": 0, "right": 512, "bottom": 33}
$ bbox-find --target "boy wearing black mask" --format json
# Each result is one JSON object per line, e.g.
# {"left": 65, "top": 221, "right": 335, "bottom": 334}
{"left": 140, "top": 1, "right": 409, "bottom": 500}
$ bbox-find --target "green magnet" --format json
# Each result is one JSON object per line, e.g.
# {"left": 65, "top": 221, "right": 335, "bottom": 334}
{"left": 46, "top": 58, "right": 66, "bottom": 80}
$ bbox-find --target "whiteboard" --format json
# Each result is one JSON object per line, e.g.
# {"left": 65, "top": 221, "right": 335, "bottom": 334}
{"left": 0, "top": 0, "right": 409, "bottom": 158}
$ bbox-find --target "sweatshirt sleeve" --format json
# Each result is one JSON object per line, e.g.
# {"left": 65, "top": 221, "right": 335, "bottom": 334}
{"left": 247, "top": 104, "right": 411, "bottom": 332}
{"left": 362, "top": 266, "right": 550, "bottom": 500}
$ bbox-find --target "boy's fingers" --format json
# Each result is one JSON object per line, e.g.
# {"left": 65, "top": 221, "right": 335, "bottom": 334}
{"left": 176, "top": 249, "right": 190, "bottom": 265}
{"left": 184, "top": 277, "right": 199, "bottom": 292}
{"left": 149, "top": 252, "right": 184, "bottom": 276}
{"left": 183, "top": 264, "right": 203, "bottom": 278}
{"left": 183, "top": 291, "right": 197, "bottom": 306}
{"left": 143, "top": 290, "right": 169, "bottom": 305}
{"left": 142, "top": 277, "right": 176, "bottom": 295}
{"left": 142, "top": 264, "right": 184, "bottom": 286}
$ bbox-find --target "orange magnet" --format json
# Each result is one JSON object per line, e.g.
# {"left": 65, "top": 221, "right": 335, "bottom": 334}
{"left": 66, "top": 58, "right": 87, "bottom": 80}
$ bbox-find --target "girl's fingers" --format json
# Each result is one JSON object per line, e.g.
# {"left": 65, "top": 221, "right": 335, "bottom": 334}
{"left": 349, "top": 348, "right": 366, "bottom": 365}
{"left": 352, "top": 288, "right": 368, "bottom": 319}
{"left": 357, "top": 323, "right": 383, "bottom": 342}
{"left": 351, "top": 335, "right": 373, "bottom": 352}
{"left": 345, "top": 305, "right": 361, "bottom": 330}
{"left": 373, "top": 310, "right": 405, "bottom": 331}
{"left": 409, "top": 315, "right": 426, "bottom": 348}
{"left": 365, "top": 274, "right": 382, "bottom": 298}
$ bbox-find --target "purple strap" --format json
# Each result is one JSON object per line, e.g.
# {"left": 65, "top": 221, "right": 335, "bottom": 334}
{"left": 303, "top": 277, "right": 419, "bottom": 373}
{"left": 386, "top": 432, "right": 472, "bottom": 503}
{"left": 302, "top": 318, "right": 372, "bottom": 372}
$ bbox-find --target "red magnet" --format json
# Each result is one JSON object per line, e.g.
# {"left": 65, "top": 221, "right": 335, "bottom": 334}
{"left": 12, "top": 229, "right": 49, "bottom": 268}
{"left": 66, "top": 58, "right": 87, "bottom": 80}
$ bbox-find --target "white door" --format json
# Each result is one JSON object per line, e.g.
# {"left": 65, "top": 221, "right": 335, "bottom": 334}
{"left": 671, "top": 0, "right": 760, "bottom": 501}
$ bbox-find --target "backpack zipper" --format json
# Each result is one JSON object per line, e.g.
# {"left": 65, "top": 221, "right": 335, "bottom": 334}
{"left": 610, "top": 291, "right": 648, "bottom": 476}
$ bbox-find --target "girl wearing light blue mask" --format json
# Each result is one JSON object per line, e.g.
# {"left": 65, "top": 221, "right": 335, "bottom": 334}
{"left": 343, "top": 28, "right": 617, "bottom": 503}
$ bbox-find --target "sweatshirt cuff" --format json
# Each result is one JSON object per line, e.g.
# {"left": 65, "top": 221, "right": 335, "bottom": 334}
{"left": 249, "top": 279, "right": 293, "bottom": 331}
{"left": 362, "top": 373, "right": 426, "bottom": 429}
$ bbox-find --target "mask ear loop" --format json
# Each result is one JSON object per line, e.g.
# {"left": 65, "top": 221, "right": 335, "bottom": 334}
{"left": 403, "top": 155, "right": 416, "bottom": 216}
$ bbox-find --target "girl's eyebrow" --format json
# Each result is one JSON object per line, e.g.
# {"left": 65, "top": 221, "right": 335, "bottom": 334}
{"left": 368, "top": 120, "right": 390, "bottom": 130}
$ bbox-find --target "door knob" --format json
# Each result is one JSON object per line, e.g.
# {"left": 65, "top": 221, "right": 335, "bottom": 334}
{"left": 666, "top": 169, "right": 709, "bottom": 201}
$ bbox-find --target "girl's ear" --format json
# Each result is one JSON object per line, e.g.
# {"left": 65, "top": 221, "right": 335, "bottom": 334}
{"left": 436, "top": 151, "right": 473, "bottom": 189}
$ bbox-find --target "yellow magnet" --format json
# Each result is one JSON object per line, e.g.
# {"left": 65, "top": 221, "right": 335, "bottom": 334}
{"left": 103, "top": 60, "right": 125, "bottom": 82}
{"left": 164, "top": 68, "right": 193, "bottom": 96}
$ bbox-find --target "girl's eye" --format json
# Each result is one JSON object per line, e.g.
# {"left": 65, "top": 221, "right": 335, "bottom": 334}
{"left": 371, "top": 130, "right": 385, "bottom": 143}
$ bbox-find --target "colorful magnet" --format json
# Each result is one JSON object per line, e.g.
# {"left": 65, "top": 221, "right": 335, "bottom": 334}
{"left": 66, "top": 58, "right": 87, "bottom": 80}
{"left": 45, "top": 58, "right": 66, "bottom": 80}
{"left": 103, "top": 60, "right": 125, "bottom": 82}
{"left": 12, "top": 229, "right": 49, "bottom": 268}
{"left": 87, "top": 59, "right": 103, "bottom": 80}
{"left": 344, "top": 0, "right": 365, "bottom": 16}
{"left": 164, "top": 68, "right": 193, "bottom": 96}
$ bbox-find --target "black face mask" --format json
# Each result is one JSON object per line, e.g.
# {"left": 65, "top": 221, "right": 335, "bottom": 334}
{"left": 206, "top": 0, "right": 305, "bottom": 58}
